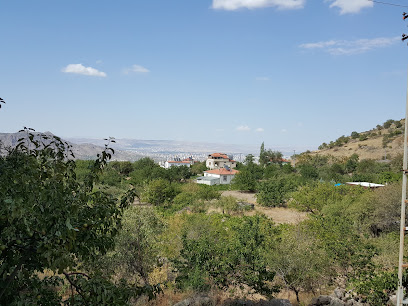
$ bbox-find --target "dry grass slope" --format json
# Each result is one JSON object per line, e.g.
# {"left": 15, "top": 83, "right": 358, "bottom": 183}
{"left": 311, "top": 121, "right": 405, "bottom": 160}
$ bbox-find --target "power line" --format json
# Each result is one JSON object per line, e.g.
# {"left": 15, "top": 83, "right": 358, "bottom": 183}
{"left": 368, "top": 0, "right": 408, "bottom": 8}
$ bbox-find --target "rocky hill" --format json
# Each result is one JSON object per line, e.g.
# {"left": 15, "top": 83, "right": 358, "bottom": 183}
{"left": 311, "top": 119, "right": 405, "bottom": 160}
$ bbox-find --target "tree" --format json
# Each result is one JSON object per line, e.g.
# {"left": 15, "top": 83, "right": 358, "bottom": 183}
{"left": 233, "top": 169, "right": 257, "bottom": 192}
{"left": 167, "top": 165, "right": 192, "bottom": 182}
{"left": 130, "top": 157, "right": 166, "bottom": 186}
{"left": 345, "top": 153, "right": 359, "bottom": 173}
{"left": 190, "top": 161, "right": 207, "bottom": 175}
{"left": 383, "top": 119, "right": 394, "bottom": 129}
{"left": 244, "top": 153, "right": 255, "bottom": 165}
{"left": 216, "top": 196, "right": 239, "bottom": 214}
{"left": 259, "top": 142, "right": 268, "bottom": 166}
{"left": 257, "top": 176, "right": 299, "bottom": 207}
{"left": 351, "top": 131, "right": 360, "bottom": 139}
{"left": 174, "top": 214, "right": 279, "bottom": 297}
{"left": 95, "top": 206, "right": 165, "bottom": 286}
{"left": 299, "top": 164, "right": 319, "bottom": 180}
{"left": 0, "top": 129, "right": 156, "bottom": 304}
{"left": 142, "top": 178, "right": 179, "bottom": 206}
{"left": 269, "top": 224, "right": 332, "bottom": 303}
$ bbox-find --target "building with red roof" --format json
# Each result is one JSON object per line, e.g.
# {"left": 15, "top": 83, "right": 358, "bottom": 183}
{"left": 206, "top": 153, "right": 236, "bottom": 170}
{"left": 196, "top": 167, "right": 239, "bottom": 185}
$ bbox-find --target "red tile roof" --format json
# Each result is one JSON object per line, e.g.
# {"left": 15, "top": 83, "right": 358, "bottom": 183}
{"left": 205, "top": 169, "right": 239, "bottom": 175}
{"left": 208, "top": 153, "right": 235, "bottom": 162}
{"left": 209, "top": 153, "right": 229, "bottom": 159}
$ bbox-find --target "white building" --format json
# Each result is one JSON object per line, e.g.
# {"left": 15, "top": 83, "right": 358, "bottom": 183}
{"left": 206, "top": 153, "right": 236, "bottom": 170}
{"left": 164, "top": 160, "right": 194, "bottom": 169}
{"left": 196, "top": 168, "right": 239, "bottom": 185}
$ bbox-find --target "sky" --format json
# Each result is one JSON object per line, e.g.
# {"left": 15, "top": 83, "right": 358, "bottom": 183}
{"left": 1, "top": 0, "right": 408, "bottom": 151}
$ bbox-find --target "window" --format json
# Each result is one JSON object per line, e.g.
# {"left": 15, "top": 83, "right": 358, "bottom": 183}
{"left": 223, "top": 176, "right": 227, "bottom": 182}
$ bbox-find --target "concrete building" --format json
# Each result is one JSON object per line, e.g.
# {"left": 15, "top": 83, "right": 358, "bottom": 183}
{"left": 163, "top": 157, "right": 194, "bottom": 169}
{"left": 196, "top": 168, "right": 239, "bottom": 185}
{"left": 206, "top": 153, "right": 236, "bottom": 170}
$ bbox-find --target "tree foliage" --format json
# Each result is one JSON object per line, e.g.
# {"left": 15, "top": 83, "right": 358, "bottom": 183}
{"left": 0, "top": 129, "right": 156, "bottom": 305}
{"left": 174, "top": 214, "right": 279, "bottom": 297}
{"left": 257, "top": 176, "right": 300, "bottom": 207}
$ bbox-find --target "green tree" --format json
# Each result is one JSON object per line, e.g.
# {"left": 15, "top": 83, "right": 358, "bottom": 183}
{"left": 257, "top": 176, "right": 299, "bottom": 207}
{"left": 351, "top": 131, "right": 360, "bottom": 139}
{"left": 345, "top": 153, "right": 359, "bottom": 173}
{"left": 233, "top": 168, "right": 257, "bottom": 192}
{"left": 244, "top": 153, "right": 255, "bottom": 165}
{"left": 0, "top": 129, "right": 154, "bottom": 305}
{"left": 383, "top": 119, "right": 394, "bottom": 129}
{"left": 190, "top": 161, "right": 207, "bottom": 175}
{"left": 96, "top": 206, "right": 165, "bottom": 285}
{"left": 142, "top": 178, "right": 179, "bottom": 206}
{"left": 174, "top": 214, "right": 279, "bottom": 297}
{"left": 167, "top": 165, "right": 192, "bottom": 182}
{"left": 299, "top": 164, "right": 319, "bottom": 180}
{"left": 259, "top": 142, "right": 268, "bottom": 166}
{"left": 216, "top": 196, "right": 239, "bottom": 214}
{"left": 269, "top": 224, "right": 332, "bottom": 303}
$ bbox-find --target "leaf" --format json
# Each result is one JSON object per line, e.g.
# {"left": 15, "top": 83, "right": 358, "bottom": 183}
{"left": 65, "top": 218, "right": 73, "bottom": 230}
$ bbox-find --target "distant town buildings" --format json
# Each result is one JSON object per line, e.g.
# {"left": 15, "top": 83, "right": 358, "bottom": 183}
{"left": 206, "top": 153, "right": 236, "bottom": 170}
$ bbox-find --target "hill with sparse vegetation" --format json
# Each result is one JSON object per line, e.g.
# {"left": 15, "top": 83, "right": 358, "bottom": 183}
{"left": 311, "top": 119, "right": 405, "bottom": 161}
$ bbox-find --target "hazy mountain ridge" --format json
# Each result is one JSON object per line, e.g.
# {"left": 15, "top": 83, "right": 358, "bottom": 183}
{"left": 0, "top": 131, "right": 312, "bottom": 162}
{"left": 0, "top": 132, "right": 144, "bottom": 161}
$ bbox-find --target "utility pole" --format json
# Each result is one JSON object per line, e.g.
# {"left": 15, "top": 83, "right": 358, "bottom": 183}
{"left": 397, "top": 12, "right": 408, "bottom": 305}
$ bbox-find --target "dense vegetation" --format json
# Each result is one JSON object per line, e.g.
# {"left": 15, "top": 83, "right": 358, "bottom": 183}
{"left": 1, "top": 126, "right": 407, "bottom": 305}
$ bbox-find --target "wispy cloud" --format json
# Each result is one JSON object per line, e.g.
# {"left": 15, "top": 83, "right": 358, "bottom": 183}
{"left": 255, "top": 128, "right": 264, "bottom": 132}
{"left": 326, "top": 0, "right": 373, "bottom": 14}
{"left": 256, "top": 77, "right": 270, "bottom": 81}
{"left": 281, "top": 129, "right": 287, "bottom": 133}
{"left": 236, "top": 125, "right": 251, "bottom": 131}
{"left": 212, "top": 0, "right": 373, "bottom": 14}
{"left": 299, "top": 37, "right": 400, "bottom": 55}
{"left": 123, "top": 64, "right": 150, "bottom": 74}
{"left": 212, "top": 0, "right": 305, "bottom": 11}
{"left": 62, "top": 64, "right": 107, "bottom": 77}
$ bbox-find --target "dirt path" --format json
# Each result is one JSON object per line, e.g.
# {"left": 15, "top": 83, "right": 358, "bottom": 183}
{"left": 221, "top": 190, "right": 308, "bottom": 224}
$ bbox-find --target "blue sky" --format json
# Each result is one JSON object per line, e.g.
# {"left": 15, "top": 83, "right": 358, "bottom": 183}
{"left": 1, "top": 0, "right": 407, "bottom": 150}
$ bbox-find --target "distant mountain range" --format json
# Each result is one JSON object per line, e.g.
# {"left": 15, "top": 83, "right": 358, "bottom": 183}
{"left": 0, "top": 131, "right": 311, "bottom": 162}
{"left": 0, "top": 131, "right": 144, "bottom": 161}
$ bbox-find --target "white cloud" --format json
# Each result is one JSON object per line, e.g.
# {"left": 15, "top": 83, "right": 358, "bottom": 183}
{"left": 256, "top": 77, "right": 270, "bottom": 81}
{"left": 124, "top": 64, "right": 150, "bottom": 74}
{"left": 281, "top": 129, "right": 287, "bottom": 133}
{"left": 236, "top": 125, "right": 251, "bottom": 131}
{"left": 326, "top": 0, "right": 373, "bottom": 14}
{"left": 255, "top": 128, "right": 264, "bottom": 132}
{"left": 212, "top": 0, "right": 374, "bottom": 14}
{"left": 299, "top": 37, "right": 400, "bottom": 55}
{"left": 212, "top": 0, "right": 305, "bottom": 10}
{"left": 62, "top": 64, "right": 106, "bottom": 77}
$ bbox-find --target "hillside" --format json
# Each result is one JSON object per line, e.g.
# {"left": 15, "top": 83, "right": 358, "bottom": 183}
{"left": 0, "top": 131, "right": 144, "bottom": 161}
{"left": 311, "top": 119, "right": 405, "bottom": 160}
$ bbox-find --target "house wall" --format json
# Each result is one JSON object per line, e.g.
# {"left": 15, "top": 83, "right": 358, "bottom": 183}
{"left": 206, "top": 159, "right": 236, "bottom": 170}
{"left": 164, "top": 162, "right": 191, "bottom": 169}
{"left": 196, "top": 178, "right": 218, "bottom": 186}
{"left": 204, "top": 172, "right": 235, "bottom": 184}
